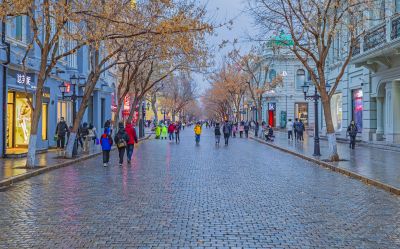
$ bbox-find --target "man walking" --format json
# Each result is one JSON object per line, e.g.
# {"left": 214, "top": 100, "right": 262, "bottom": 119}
{"left": 347, "top": 120, "right": 358, "bottom": 149}
{"left": 255, "top": 121, "right": 259, "bottom": 137}
{"left": 293, "top": 118, "right": 299, "bottom": 141}
{"left": 55, "top": 117, "right": 69, "bottom": 150}
{"left": 214, "top": 123, "right": 221, "bottom": 145}
{"left": 223, "top": 121, "right": 230, "bottom": 145}
{"left": 286, "top": 119, "right": 294, "bottom": 140}
{"left": 244, "top": 122, "right": 250, "bottom": 138}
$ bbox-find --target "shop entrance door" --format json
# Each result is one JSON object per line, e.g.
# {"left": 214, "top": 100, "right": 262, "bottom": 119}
{"left": 268, "top": 110, "right": 275, "bottom": 127}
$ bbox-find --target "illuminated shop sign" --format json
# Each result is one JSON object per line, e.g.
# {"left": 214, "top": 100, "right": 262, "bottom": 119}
{"left": 16, "top": 73, "right": 36, "bottom": 89}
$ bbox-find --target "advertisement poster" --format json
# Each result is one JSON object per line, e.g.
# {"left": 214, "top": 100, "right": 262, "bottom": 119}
{"left": 15, "top": 93, "right": 32, "bottom": 146}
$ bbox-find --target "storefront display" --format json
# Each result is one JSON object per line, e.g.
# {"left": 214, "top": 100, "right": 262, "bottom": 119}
{"left": 295, "top": 103, "right": 308, "bottom": 127}
{"left": 352, "top": 89, "right": 363, "bottom": 131}
{"left": 7, "top": 91, "right": 32, "bottom": 148}
{"left": 331, "top": 93, "right": 343, "bottom": 131}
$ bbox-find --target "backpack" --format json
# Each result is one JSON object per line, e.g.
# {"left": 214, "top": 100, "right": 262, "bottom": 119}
{"left": 223, "top": 125, "right": 230, "bottom": 134}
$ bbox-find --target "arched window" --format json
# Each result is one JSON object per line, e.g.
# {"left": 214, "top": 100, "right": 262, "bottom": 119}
{"left": 296, "top": 69, "right": 305, "bottom": 89}
{"left": 269, "top": 69, "right": 277, "bottom": 81}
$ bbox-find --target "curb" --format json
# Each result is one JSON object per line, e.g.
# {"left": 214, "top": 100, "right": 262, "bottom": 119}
{"left": 0, "top": 135, "right": 151, "bottom": 189}
{"left": 250, "top": 136, "right": 400, "bottom": 196}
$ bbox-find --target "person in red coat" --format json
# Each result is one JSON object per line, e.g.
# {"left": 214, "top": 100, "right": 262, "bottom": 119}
{"left": 125, "top": 122, "right": 138, "bottom": 163}
{"left": 168, "top": 123, "right": 176, "bottom": 141}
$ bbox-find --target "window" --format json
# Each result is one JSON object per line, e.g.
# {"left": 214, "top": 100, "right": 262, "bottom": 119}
{"left": 57, "top": 101, "right": 72, "bottom": 126}
{"left": 331, "top": 93, "right": 343, "bottom": 131}
{"left": 16, "top": 16, "right": 22, "bottom": 41}
{"left": 296, "top": 69, "right": 305, "bottom": 89}
{"left": 7, "top": 16, "right": 27, "bottom": 42}
{"left": 101, "top": 98, "right": 105, "bottom": 128}
{"left": 42, "top": 104, "right": 48, "bottom": 140}
{"left": 352, "top": 89, "right": 363, "bottom": 132}
{"left": 396, "top": 0, "right": 400, "bottom": 13}
{"left": 269, "top": 69, "right": 276, "bottom": 81}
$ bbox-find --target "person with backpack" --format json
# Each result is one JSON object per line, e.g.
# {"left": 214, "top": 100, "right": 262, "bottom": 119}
{"left": 347, "top": 120, "right": 358, "bottom": 149}
{"left": 222, "top": 121, "right": 231, "bottom": 145}
{"left": 293, "top": 118, "right": 299, "bottom": 141}
{"left": 297, "top": 120, "right": 305, "bottom": 141}
{"left": 214, "top": 122, "right": 221, "bottom": 145}
{"left": 100, "top": 128, "right": 113, "bottom": 167}
{"left": 114, "top": 122, "right": 129, "bottom": 166}
{"left": 80, "top": 122, "right": 90, "bottom": 152}
{"left": 194, "top": 122, "right": 202, "bottom": 145}
{"left": 125, "top": 122, "right": 138, "bottom": 163}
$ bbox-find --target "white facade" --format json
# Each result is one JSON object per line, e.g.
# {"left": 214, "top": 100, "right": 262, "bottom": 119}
{"left": 257, "top": 50, "right": 315, "bottom": 129}
{"left": 324, "top": 0, "right": 400, "bottom": 144}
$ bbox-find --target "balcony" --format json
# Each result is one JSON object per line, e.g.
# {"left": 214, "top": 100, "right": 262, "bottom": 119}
{"left": 351, "top": 15, "right": 400, "bottom": 72}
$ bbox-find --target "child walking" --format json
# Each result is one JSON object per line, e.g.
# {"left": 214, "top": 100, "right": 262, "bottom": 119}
{"left": 100, "top": 128, "right": 113, "bottom": 167}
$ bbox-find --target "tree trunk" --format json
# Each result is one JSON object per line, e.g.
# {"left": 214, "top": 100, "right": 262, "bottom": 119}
{"left": 151, "top": 94, "right": 158, "bottom": 122}
{"left": 172, "top": 111, "right": 176, "bottom": 122}
{"left": 321, "top": 94, "right": 340, "bottom": 161}
{"left": 26, "top": 75, "right": 45, "bottom": 168}
{"left": 114, "top": 91, "right": 129, "bottom": 134}
{"left": 127, "top": 98, "right": 139, "bottom": 123}
{"left": 65, "top": 74, "right": 98, "bottom": 158}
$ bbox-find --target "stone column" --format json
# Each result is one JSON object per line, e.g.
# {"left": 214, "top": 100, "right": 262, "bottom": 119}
{"left": 385, "top": 82, "right": 400, "bottom": 143}
{"left": 375, "top": 97, "right": 384, "bottom": 140}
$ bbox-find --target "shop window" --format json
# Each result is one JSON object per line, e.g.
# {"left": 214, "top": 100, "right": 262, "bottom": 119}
{"left": 331, "top": 93, "right": 343, "bottom": 131}
{"left": 296, "top": 69, "right": 305, "bottom": 89}
{"left": 295, "top": 103, "right": 308, "bottom": 127}
{"left": 352, "top": 89, "right": 363, "bottom": 132}
{"left": 42, "top": 104, "right": 48, "bottom": 140}
{"left": 14, "top": 92, "right": 32, "bottom": 147}
{"left": 57, "top": 101, "right": 72, "bottom": 126}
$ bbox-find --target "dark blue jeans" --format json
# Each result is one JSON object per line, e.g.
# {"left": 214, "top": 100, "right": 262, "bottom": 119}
{"left": 126, "top": 144, "right": 134, "bottom": 161}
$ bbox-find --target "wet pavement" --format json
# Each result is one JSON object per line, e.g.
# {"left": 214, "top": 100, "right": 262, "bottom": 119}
{"left": 0, "top": 146, "right": 102, "bottom": 181}
{"left": 256, "top": 131, "right": 400, "bottom": 189}
{"left": 0, "top": 128, "right": 400, "bottom": 248}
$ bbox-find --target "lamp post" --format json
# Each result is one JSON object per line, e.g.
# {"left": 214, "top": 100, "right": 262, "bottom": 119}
{"left": 59, "top": 74, "right": 85, "bottom": 156}
{"left": 161, "top": 108, "right": 167, "bottom": 123}
{"left": 301, "top": 82, "right": 331, "bottom": 157}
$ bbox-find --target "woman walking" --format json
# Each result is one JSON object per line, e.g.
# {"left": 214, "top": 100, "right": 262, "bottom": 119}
{"left": 114, "top": 122, "right": 129, "bottom": 166}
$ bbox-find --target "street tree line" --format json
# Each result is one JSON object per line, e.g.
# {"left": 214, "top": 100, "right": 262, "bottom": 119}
{"left": 0, "top": 0, "right": 212, "bottom": 167}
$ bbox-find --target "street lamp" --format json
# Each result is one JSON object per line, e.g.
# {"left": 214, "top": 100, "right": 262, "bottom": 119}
{"left": 59, "top": 74, "right": 85, "bottom": 156}
{"left": 161, "top": 108, "right": 167, "bottom": 123}
{"left": 302, "top": 81, "right": 331, "bottom": 157}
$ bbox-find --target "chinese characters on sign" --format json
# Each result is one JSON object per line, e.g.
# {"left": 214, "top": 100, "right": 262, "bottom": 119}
{"left": 16, "top": 73, "right": 36, "bottom": 89}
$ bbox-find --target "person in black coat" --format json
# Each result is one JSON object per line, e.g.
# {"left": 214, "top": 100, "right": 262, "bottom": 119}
{"left": 55, "top": 117, "right": 69, "bottom": 149}
{"left": 214, "top": 123, "right": 221, "bottom": 145}
{"left": 347, "top": 120, "right": 358, "bottom": 149}
{"left": 114, "top": 122, "right": 130, "bottom": 166}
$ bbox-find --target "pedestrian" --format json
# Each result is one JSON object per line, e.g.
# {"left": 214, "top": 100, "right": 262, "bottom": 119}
{"left": 293, "top": 118, "right": 299, "bottom": 141}
{"left": 297, "top": 120, "right": 305, "bottom": 141}
{"left": 265, "top": 125, "right": 274, "bottom": 141}
{"left": 214, "top": 122, "right": 221, "bottom": 145}
{"left": 255, "top": 121, "right": 259, "bottom": 137}
{"left": 175, "top": 123, "right": 180, "bottom": 143}
{"left": 55, "top": 117, "right": 69, "bottom": 150}
{"left": 155, "top": 123, "right": 161, "bottom": 139}
{"left": 161, "top": 124, "right": 168, "bottom": 140}
{"left": 125, "top": 122, "right": 138, "bottom": 163}
{"left": 232, "top": 123, "right": 237, "bottom": 138}
{"left": 168, "top": 123, "right": 175, "bottom": 141}
{"left": 194, "top": 122, "right": 202, "bottom": 145}
{"left": 100, "top": 128, "right": 113, "bottom": 167}
{"left": 347, "top": 120, "right": 358, "bottom": 149}
{"left": 80, "top": 122, "right": 89, "bottom": 152}
{"left": 287, "top": 119, "right": 294, "bottom": 140}
{"left": 114, "top": 122, "right": 129, "bottom": 166}
{"left": 244, "top": 122, "right": 249, "bottom": 138}
{"left": 239, "top": 122, "right": 244, "bottom": 138}
{"left": 182, "top": 122, "right": 186, "bottom": 130}
{"left": 222, "top": 122, "right": 230, "bottom": 145}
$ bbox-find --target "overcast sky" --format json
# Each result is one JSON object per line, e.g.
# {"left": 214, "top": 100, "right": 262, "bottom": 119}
{"left": 194, "top": 0, "right": 258, "bottom": 93}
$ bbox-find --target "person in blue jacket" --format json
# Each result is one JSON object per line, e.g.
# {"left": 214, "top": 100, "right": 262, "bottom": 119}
{"left": 100, "top": 128, "right": 113, "bottom": 167}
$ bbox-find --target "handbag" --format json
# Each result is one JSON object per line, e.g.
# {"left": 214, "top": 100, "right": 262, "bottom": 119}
{"left": 117, "top": 140, "right": 127, "bottom": 148}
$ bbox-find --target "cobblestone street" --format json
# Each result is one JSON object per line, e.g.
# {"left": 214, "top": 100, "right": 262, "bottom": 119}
{"left": 1, "top": 129, "right": 400, "bottom": 248}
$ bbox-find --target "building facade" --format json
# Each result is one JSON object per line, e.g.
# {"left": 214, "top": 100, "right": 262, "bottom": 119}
{"left": 324, "top": 0, "right": 400, "bottom": 144}
{"left": 252, "top": 49, "right": 315, "bottom": 129}
{"left": 0, "top": 16, "right": 116, "bottom": 157}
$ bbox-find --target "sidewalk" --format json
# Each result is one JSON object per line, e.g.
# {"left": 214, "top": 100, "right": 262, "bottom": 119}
{"left": 251, "top": 131, "right": 400, "bottom": 194}
{"left": 0, "top": 135, "right": 151, "bottom": 188}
